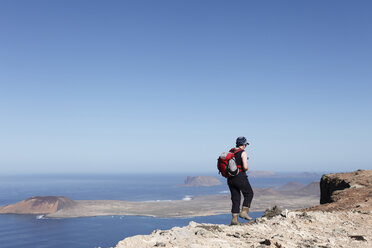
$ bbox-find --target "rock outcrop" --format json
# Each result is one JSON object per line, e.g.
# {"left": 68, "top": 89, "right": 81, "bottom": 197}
{"left": 0, "top": 196, "right": 75, "bottom": 215}
{"left": 115, "top": 170, "right": 372, "bottom": 248}
{"left": 183, "top": 176, "right": 222, "bottom": 187}
{"left": 308, "top": 169, "right": 372, "bottom": 212}
{"left": 320, "top": 173, "right": 351, "bottom": 204}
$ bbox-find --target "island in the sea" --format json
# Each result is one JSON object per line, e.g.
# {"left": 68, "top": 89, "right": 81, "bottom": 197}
{"left": 0, "top": 178, "right": 320, "bottom": 218}
{"left": 182, "top": 176, "right": 222, "bottom": 187}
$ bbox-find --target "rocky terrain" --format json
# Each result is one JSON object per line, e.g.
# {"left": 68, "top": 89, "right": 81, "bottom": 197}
{"left": 306, "top": 169, "right": 371, "bottom": 212}
{"left": 182, "top": 176, "right": 222, "bottom": 187}
{"left": 115, "top": 170, "right": 372, "bottom": 248}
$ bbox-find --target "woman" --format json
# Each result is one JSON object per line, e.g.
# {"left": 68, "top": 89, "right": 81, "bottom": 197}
{"left": 228, "top": 136, "right": 254, "bottom": 225}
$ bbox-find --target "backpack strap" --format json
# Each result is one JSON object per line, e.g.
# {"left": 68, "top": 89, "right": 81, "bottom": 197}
{"left": 229, "top": 148, "right": 243, "bottom": 154}
{"left": 230, "top": 148, "right": 244, "bottom": 172}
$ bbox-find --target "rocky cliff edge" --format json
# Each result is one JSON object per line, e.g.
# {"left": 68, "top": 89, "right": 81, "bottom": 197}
{"left": 307, "top": 169, "right": 371, "bottom": 212}
{"left": 115, "top": 170, "right": 372, "bottom": 248}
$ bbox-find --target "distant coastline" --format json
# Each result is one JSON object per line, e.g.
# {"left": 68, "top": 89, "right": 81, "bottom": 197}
{"left": 0, "top": 180, "right": 320, "bottom": 219}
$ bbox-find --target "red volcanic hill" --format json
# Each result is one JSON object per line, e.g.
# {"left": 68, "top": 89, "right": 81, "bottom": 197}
{"left": 277, "top": 182, "right": 304, "bottom": 191}
{"left": 0, "top": 196, "right": 75, "bottom": 215}
{"left": 298, "top": 181, "right": 320, "bottom": 195}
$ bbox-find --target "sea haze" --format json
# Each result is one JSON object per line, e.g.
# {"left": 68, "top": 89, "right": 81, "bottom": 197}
{"left": 0, "top": 173, "right": 319, "bottom": 248}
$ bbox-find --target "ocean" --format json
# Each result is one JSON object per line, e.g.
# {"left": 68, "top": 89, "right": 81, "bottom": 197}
{"left": 0, "top": 173, "right": 319, "bottom": 248}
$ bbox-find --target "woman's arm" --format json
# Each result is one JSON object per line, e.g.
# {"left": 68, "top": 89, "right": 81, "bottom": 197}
{"left": 241, "top": 151, "right": 249, "bottom": 171}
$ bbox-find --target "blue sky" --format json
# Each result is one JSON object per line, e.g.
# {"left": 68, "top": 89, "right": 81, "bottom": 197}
{"left": 0, "top": 0, "right": 371, "bottom": 174}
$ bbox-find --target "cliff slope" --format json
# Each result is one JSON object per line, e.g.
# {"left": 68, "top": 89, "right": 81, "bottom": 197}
{"left": 307, "top": 169, "right": 371, "bottom": 212}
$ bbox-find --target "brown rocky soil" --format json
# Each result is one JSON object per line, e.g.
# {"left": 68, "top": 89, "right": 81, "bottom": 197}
{"left": 304, "top": 169, "right": 372, "bottom": 212}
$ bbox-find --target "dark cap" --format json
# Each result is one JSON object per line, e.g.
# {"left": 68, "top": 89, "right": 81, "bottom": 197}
{"left": 236, "top": 136, "right": 249, "bottom": 146}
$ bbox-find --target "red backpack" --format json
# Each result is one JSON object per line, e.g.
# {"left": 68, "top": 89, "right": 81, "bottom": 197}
{"left": 217, "top": 148, "right": 243, "bottom": 178}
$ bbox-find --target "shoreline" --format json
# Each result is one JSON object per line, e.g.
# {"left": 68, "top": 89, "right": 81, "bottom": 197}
{"left": 0, "top": 193, "right": 319, "bottom": 219}
{"left": 2, "top": 210, "right": 266, "bottom": 220}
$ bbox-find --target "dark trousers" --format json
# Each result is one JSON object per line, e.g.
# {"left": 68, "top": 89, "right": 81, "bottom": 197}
{"left": 227, "top": 172, "right": 254, "bottom": 214}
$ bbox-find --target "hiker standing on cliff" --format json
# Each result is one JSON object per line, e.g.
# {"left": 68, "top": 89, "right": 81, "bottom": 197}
{"left": 228, "top": 136, "right": 254, "bottom": 225}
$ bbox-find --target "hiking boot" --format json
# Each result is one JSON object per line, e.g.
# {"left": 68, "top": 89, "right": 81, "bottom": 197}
{"left": 239, "top": 206, "right": 252, "bottom": 221}
{"left": 230, "top": 214, "right": 239, "bottom": 225}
